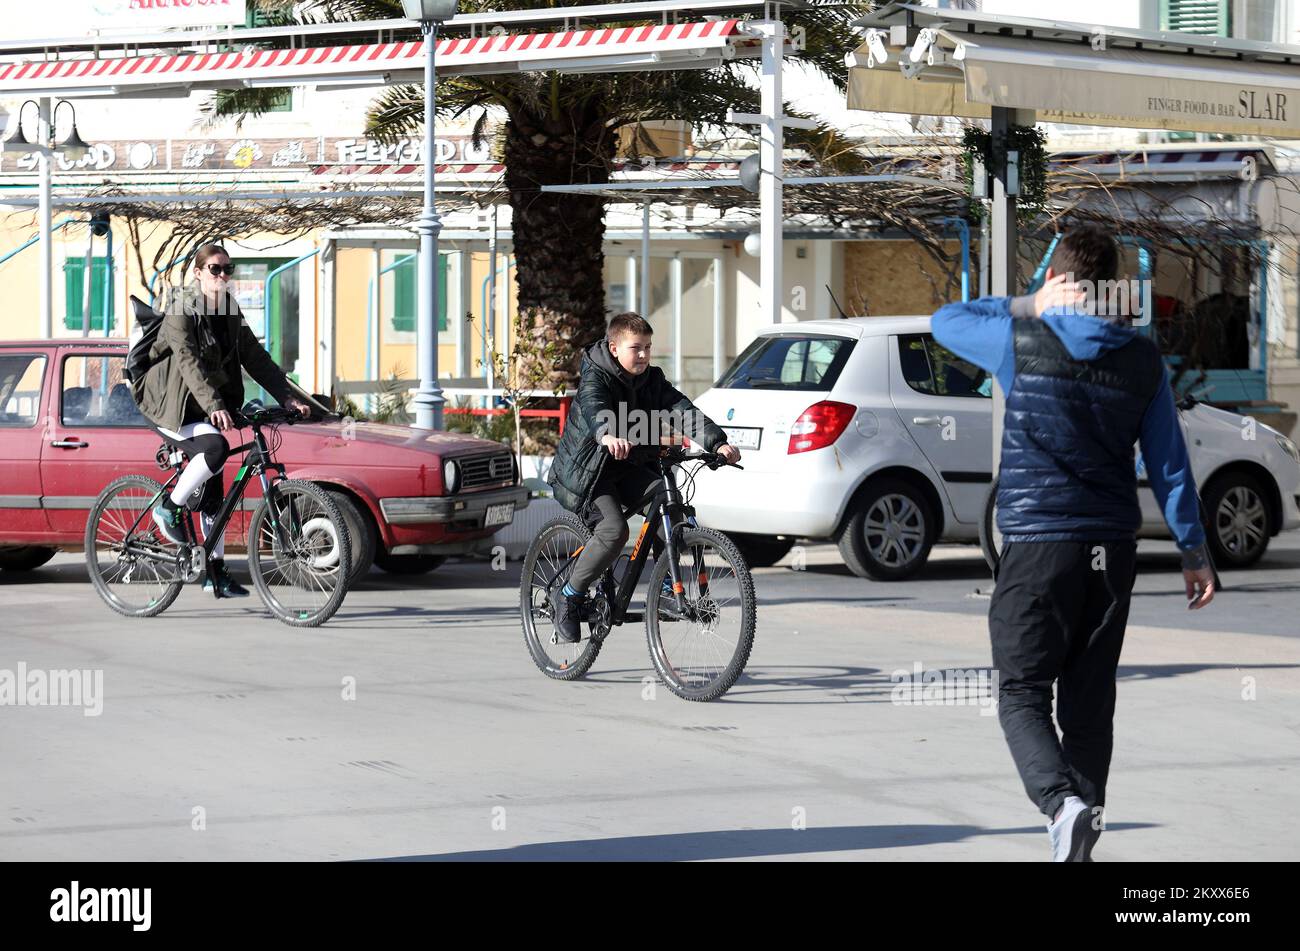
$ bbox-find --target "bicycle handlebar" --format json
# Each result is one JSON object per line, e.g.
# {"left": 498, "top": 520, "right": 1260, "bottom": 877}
{"left": 626, "top": 443, "right": 744, "bottom": 471}
{"left": 235, "top": 406, "right": 341, "bottom": 428}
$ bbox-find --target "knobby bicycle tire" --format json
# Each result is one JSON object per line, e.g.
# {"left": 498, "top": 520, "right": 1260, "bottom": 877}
{"left": 520, "top": 513, "right": 604, "bottom": 680}
{"left": 645, "top": 526, "right": 756, "bottom": 701}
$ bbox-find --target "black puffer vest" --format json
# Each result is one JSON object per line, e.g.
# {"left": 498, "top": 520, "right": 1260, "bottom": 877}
{"left": 997, "top": 318, "right": 1165, "bottom": 541}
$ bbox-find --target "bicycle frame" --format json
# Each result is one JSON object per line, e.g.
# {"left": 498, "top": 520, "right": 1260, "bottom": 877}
{"left": 116, "top": 422, "right": 290, "bottom": 572}
{"left": 552, "top": 452, "right": 702, "bottom": 629}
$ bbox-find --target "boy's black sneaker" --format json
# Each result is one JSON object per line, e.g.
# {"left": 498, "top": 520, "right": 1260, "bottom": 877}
{"left": 204, "top": 559, "right": 250, "bottom": 599}
{"left": 550, "top": 587, "right": 585, "bottom": 644}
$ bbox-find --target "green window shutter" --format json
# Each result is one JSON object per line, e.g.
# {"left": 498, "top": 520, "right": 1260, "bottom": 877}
{"left": 392, "top": 257, "right": 416, "bottom": 334}
{"left": 63, "top": 257, "right": 114, "bottom": 331}
{"left": 245, "top": 1, "right": 290, "bottom": 28}
{"left": 391, "top": 255, "right": 448, "bottom": 334}
{"left": 1160, "top": 0, "right": 1231, "bottom": 36}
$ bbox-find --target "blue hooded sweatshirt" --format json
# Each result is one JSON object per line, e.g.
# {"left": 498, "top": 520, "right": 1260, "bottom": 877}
{"left": 932, "top": 295, "right": 1207, "bottom": 567}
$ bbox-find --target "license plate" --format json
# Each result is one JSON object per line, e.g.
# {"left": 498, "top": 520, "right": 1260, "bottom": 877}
{"left": 722, "top": 426, "right": 761, "bottom": 450}
{"left": 484, "top": 502, "right": 514, "bottom": 527}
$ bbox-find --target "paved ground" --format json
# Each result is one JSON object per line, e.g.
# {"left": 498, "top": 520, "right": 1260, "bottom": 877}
{"left": 2, "top": 533, "right": 1297, "bottom": 861}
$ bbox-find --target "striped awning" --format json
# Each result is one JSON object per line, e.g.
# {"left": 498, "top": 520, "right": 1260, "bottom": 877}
{"left": 0, "top": 19, "right": 754, "bottom": 97}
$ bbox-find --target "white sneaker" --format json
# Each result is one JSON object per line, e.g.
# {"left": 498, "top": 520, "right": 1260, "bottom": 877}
{"left": 1048, "top": 795, "right": 1094, "bottom": 862}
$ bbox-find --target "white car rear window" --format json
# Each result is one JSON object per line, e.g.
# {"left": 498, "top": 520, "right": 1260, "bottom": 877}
{"left": 717, "top": 335, "right": 855, "bottom": 391}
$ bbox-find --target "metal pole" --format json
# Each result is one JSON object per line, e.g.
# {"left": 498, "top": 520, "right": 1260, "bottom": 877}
{"left": 625, "top": 254, "right": 636, "bottom": 318}
{"left": 412, "top": 21, "right": 445, "bottom": 430}
{"left": 990, "top": 108, "right": 1018, "bottom": 299}
{"left": 978, "top": 203, "right": 991, "bottom": 298}
{"left": 104, "top": 223, "right": 113, "bottom": 338}
{"left": 988, "top": 106, "right": 1032, "bottom": 571}
{"left": 368, "top": 246, "right": 380, "bottom": 415}
{"left": 989, "top": 107, "right": 1017, "bottom": 536}
{"left": 759, "top": 17, "right": 784, "bottom": 324}
{"left": 38, "top": 98, "right": 52, "bottom": 338}
{"left": 486, "top": 203, "right": 498, "bottom": 404}
{"left": 712, "top": 253, "right": 724, "bottom": 382}
{"left": 640, "top": 200, "right": 651, "bottom": 318}
{"left": 671, "top": 253, "right": 683, "bottom": 387}
{"left": 81, "top": 230, "right": 94, "bottom": 337}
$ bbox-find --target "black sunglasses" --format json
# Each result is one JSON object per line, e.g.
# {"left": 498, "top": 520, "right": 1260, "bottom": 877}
{"left": 203, "top": 263, "right": 236, "bottom": 276}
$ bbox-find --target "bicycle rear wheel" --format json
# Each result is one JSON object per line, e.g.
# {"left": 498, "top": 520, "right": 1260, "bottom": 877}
{"left": 645, "top": 526, "right": 756, "bottom": 701}
{"left": 85, "top": 475, "right": 186, "bottom": 618}
{"left": 520, "top": 514, "right": 605, "bottom": 680}
{"left": 247, "top": 479, "right": 351, "bottom": 627}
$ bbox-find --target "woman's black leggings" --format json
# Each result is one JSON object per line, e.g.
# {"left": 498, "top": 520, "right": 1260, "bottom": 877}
{"left": 155, "top": 421, "right": 230, "bottom": 514}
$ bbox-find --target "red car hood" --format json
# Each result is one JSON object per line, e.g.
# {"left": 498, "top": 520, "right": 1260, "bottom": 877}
{"left": 276, "top": 420, "right": 506, "bottom": 464}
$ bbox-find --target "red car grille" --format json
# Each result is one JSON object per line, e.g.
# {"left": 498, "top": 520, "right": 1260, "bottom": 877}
{"left": 459, "top": 452, "right": 514, "bottom": 490}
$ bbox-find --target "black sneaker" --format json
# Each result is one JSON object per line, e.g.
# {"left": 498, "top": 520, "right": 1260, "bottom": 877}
{"left": 550, "top": 586, "right": 584, "bottom": 644}
{"left": 204, "top": 559, "right": 250, "bottom": 599}
{"left": 151, "top": 499, "right": 186, "bottom": 546}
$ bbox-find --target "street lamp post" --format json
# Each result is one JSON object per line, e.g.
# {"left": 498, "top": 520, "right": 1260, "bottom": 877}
{"left": 401, "top": 0, "right": 458, "bottom": 430}
{"left": 3, "top": 99, "right": 91, "bottom": 338}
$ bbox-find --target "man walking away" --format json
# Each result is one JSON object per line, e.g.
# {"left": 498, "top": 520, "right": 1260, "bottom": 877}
{"left": 931, "top": 225, "right": 1215, "bottom": 861}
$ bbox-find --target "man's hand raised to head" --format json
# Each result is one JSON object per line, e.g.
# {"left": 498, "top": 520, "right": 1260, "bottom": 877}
{"left": 1184, "top": 566, "right": 1215, "bottom": 610}
{"left": 1032, "top": 274, "right": 1087, "bottom": 317}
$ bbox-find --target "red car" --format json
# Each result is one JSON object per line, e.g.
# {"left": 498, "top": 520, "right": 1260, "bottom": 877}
{"left": 0, "top": 339, "right": 528, "bottom": 580}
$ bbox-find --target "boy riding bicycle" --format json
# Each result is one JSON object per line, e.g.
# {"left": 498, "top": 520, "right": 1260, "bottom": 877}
{"left": 547, "top": 312, "right": 741, "bottom": 643}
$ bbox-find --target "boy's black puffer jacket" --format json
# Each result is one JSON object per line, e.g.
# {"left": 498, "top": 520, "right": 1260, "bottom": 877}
{"left": 548, "top": 337, "right": 726, "bottom": 514}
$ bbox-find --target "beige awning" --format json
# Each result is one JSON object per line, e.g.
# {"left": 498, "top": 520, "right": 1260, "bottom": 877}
{"left": 848, "top": 30, "right": 1300, "bottom": 138}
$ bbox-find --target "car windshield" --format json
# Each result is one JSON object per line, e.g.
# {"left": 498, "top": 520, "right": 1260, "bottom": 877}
{"left": 716, "top": 334, "right": 855, "bottom": 391}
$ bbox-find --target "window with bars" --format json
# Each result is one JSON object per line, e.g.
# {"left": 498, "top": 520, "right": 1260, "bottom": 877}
{"left": 63, "top": 257, "right": 114, "bottom": 332}
{"left": 1160, "top": 0, "right": 1231, "bottom": 35}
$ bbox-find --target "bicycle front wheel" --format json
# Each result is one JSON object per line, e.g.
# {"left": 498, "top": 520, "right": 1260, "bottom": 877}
{"left": 645, "top": 527, "right": 756, "bottom": 701}
{"left": 248, "top": 479, "right": 351, "bottom": 627}
{"left": 85, "top": 475, "right": 186, "bottom": 618}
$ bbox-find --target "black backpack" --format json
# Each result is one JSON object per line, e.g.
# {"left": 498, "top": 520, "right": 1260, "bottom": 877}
{"left": 124, "top": 293, "right": 169, "bottom": 405}
{"left": 124, "top": 294, "right": 166, "bottom": 398}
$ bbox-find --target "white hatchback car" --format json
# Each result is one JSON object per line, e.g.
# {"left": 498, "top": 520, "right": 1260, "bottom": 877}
{"left": 691, "top": 316, "right": 1300, "bottom": 579}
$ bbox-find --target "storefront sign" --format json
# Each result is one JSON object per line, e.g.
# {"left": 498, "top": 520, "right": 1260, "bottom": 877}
{"left": 0, "top": 135, "right": 490, "bottom": 175}
{"left": 8, "top": 1, "right": 247, "bottom": 40}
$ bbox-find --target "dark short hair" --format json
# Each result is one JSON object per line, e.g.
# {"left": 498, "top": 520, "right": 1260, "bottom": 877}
{"left": 608, "top": 311, "right": 653, "bottom": 340}
{"left": 193, "top": 243, "right": 230, "bottom": 271}
{"left": 1050, "top": 225, "right": 1120, "bottom": 285}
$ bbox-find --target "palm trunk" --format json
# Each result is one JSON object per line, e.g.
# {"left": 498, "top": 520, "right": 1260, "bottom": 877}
{"left": 504, "top": 102, "right": 616, "bottom": 392}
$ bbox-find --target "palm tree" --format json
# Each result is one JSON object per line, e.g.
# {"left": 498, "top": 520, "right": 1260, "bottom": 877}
{"left": 206, "top": 0, "right": 873, "bottom": 387}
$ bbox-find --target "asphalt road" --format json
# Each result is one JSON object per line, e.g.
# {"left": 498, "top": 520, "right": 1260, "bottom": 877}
{"left": 1, "top": 532, "right": 1297, "bottom": 861}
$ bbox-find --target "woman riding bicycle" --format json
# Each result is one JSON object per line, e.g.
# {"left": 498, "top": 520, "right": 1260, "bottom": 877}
{"left": 136, "top": 243, "right": 311, "bottom": 597}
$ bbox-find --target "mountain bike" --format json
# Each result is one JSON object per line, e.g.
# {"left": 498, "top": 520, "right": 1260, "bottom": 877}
{"left": 520, "top": 445, "right": 755, "bottom": 701}
{"left": 85, "top": 403, "right": 351, "bottom": 627}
